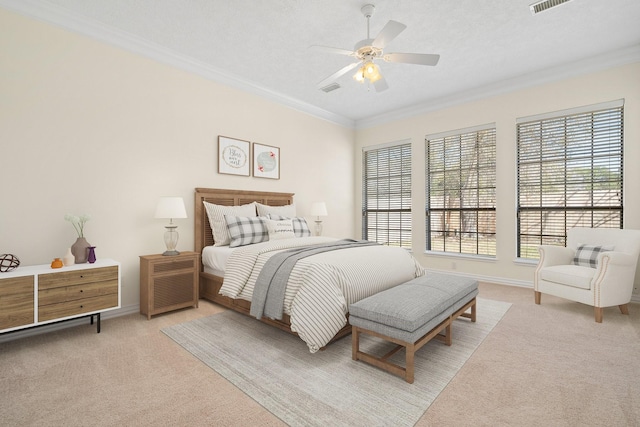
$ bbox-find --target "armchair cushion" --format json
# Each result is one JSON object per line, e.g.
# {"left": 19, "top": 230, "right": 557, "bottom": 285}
{"left": 573, "top": 244, "right": 613, "bottom": 268}
{"left": 540, "top": 265, "right": 595, "bottom": 290}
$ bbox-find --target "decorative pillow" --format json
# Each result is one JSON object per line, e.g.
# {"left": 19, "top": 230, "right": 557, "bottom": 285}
{"left": 224, "top": 215, "right": 268, "bottom": 248}
{"left": 264, "top": 218, "right": 296, "bottom": 240}
{"left": 256, "top": 202, "right": 296, "bottom": 218}
{"left": 269, "top": 214, "right": 312, "bottom": 237}
{"left": 573, "top": 244, "right": 614, "bottom": 268}
{"left": 203, "top": 201, "right": 256, "bottom": 246}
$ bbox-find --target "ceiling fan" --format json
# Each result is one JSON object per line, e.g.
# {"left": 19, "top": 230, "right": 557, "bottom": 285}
{"left": 313, "top": 4, "right": 440, "bottom": 92}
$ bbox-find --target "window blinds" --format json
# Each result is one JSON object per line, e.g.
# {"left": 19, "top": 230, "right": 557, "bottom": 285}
{"left": 426, "top": 126, "right": 496, "bottom": 256}
{"left": 517, "top": 102, "right": 624, "bottom": 258}
{"left": 362, "top": 142, "right": 412, "bottom": 248}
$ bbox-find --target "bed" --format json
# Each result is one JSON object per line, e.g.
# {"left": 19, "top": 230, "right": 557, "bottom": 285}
{"left": 194, "top": 187, "right": 425, "bottom": 352}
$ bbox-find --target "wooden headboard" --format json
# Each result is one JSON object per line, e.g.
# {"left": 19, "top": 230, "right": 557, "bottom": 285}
{"left": 194, "top": 188, "right": 294, "bottom": 253}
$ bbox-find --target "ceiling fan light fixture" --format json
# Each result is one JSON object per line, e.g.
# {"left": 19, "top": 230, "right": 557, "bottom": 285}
{"left": 353, "top": 62, "right": 382, "bottom": 83}
{"left": 365, "top": 62, "right": 375, "bottom": 74}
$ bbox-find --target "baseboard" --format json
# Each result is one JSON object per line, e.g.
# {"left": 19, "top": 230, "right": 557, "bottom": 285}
{"left": 425, "top": 268, "right": 640, "bottom": 303}
{"left": 425, "top": 268, "right": 533, "bottom": 289}
{"left": 0, "top": 304, "right": 140, "bottom": 343}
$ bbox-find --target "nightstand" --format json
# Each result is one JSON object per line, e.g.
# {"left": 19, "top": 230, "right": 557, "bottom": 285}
{"left": 139, "top": 251, "right": 199, "bottom": 319}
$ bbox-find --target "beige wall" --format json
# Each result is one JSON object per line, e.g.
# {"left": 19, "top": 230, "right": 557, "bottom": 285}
{"left": 2, "top": 6, "right": 639, "bottom": 315}
{"left": 0, "top": 9, "right": 355, "bottom": 310}
{"left": 355, "top": 62, "right": 640, "bottom": 295}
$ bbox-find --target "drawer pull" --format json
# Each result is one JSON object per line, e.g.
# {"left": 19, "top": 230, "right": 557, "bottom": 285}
{"left": 80, "top": 289, "right": 83, "bottom": 293}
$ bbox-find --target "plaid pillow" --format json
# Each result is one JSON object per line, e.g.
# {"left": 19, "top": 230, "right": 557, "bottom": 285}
{"left": 269, "top": 214, "right": 311, "bottom": 237}
{"left": 573, "top": 244, "right": 614, "bottom": 268}
{"left": 224, "top": 215, "right": 268, "bottom": 248}
{"left": 203, "top": 201, "right": 256, "bottom": 246}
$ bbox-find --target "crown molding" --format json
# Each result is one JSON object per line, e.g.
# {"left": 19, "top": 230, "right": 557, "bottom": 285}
{"left": 2, "top": 1, "right": 637, "bottom": 131}
{"left": 355, "top": 44, "right": 640, "bottom": 129}
{"left": 0, "top": 0, "right": 355, "bottom": 129}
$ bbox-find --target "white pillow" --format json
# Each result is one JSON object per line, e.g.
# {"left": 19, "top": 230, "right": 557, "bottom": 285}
{"left": 269, "top": 214, "right": 311, "bottom": 237}
{"left": 256, "top": 202, "right": 296, "bottom": 218}
{"left": 203, "top": 201, "right": 256, "bottom": 246}
{"left": 264, "top": 218, "right": 296, "bottom": 240}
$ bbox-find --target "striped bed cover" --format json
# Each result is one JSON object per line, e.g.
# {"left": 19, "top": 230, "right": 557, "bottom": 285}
{"left": 219, "top": 236, "right": 425, "bottom": 353}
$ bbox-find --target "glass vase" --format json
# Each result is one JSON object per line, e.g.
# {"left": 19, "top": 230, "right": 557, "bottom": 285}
{"left": 87, "top": 246, "right": 97, "bottom": 264}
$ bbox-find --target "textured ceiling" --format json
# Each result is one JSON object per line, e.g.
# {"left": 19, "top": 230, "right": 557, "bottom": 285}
{"left": 3, "top": 0, "right": 640, "bottom": 127}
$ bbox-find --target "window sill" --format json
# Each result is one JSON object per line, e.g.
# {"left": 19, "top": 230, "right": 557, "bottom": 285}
{"left": 423, "top": 251, "right": 497, "bottom": 262}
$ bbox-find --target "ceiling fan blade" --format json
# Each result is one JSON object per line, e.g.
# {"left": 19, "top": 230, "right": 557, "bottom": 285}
{"left": 373, "top": 76, "right": 389, "bottom": 92}
{"left": 309, "top": 45, "right": 356, "bottom": 56}
{"left": 372, "top": 20, "right": 406, "bottom": 48}
{"left": 383, "top": 52, "right": 440, "bottom": 66}
{"left": 317, "top": 62, "right": 360, "bottom": 88}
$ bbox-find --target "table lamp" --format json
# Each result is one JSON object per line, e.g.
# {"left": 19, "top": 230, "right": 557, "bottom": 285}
{"left": 155, "top": 197, "right": 187, "bottom": 255}
{"left": 310, "top": 202, "right": 328, "bottom": 236}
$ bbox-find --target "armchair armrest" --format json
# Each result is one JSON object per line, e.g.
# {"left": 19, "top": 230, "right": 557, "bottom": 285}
{"left": 537, "top": 245, "right": 574, "bottom": 268}
{"left": 597, "top": 251, "right": 635, "bottom": 267}
{"left": 592, "top": 251, "right": 638, "bottom": 307}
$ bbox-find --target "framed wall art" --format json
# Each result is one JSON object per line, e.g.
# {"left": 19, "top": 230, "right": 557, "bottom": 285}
{"left": 253, "top": 143, "right": 280, "bottom": 179}
{"left": 218, "top": 136, "right": 250, "bottom": 176}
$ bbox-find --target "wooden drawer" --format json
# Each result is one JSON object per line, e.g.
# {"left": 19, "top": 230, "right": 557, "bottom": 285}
{"left": 38, "top": 280, "right": 118, "bottom": 307}
{"left": 0, "top": 275, "right": 35, "bottom": 329}
{"left": 150, "top": 258, "right": 197, "bottom": 275}
{"left": 38, "top": 266, "right": 119, "bottom": 290}
{"left": 38, "top": 293, "right": 119, "bottom": 322}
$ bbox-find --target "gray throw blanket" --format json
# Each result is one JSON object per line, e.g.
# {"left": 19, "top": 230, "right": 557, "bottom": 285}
{"left": 250, "top": 239, "right": 380, "bottom": 320}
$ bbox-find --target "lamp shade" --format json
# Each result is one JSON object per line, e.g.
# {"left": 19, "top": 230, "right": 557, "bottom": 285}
{"left": 310, "top": 202, "right": 328, "bottom": 217}
{"left": 154, "top": 197, "right": 187, "bottom": 219}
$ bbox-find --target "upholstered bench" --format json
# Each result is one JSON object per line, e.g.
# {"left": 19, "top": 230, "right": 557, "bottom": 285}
{"left": 350, "top": 273, "right": 478, "bottom": 383}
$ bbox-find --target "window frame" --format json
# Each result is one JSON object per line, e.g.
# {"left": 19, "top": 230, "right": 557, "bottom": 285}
{"left": 425, "top": 124, "right": 497, "bottom": 257}
{"left": 516, "top": 100, "right": 624, "bottom": 259}
{"left": 362, "top": 140, "right": 412, "bottom": 248}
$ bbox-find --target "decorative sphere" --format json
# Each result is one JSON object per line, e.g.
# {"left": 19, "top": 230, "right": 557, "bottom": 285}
{"left": 0, "top": 254, "right": 20, "bottom": 272}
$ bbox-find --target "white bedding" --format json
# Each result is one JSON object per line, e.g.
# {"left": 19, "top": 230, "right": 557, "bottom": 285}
{"left": 219, "top": 236, "right": 425, "bottom": 352}
{"left": 201, "top": 245, "right": 236, "bottom": 276}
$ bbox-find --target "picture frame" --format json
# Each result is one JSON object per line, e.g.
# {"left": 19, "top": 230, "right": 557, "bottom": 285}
{"left": 253, "top": 143, "right": 280, "bottom": 179}
{"left": 218, "top": 136, "right": 250, "bottom": 176}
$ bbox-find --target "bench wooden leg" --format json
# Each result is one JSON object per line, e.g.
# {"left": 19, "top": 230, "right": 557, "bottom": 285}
{"left": 444, "top": 322, "right": 452, "bottom": 346}
{"left": 619, "top": 304, "right": 629, "bottom": 315}
{"left": 405, "top": 343, "right": 415, "bottom": 384}
{"left": 534, "top": 291, "right": 541, "bottom": 305}
{"left": 456, "top": 298, "right": 477, "bottom": 322}
{"left": 352, "top": 327, "right": 360, "bottom": 360}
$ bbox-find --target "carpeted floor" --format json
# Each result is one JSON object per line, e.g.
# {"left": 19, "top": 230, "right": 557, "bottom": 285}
{"left": 161, "top": 298, "right": 511, "bottom": 427}
{"left": 1, "top": 282, "right": 639, "bottom": 426}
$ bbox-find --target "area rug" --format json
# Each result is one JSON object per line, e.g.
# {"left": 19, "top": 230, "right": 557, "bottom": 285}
{"left": 162, "top": 297, "right": 511, "bottom": 427}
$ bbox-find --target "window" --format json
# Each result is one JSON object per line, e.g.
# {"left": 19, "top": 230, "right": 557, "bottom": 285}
{"left": 362, "top": 141, "right": 412, "bottom": 247}
{"left": 426, "top": 125, "right": 496, "bottom": 256}
{"left": 517, "top": 100, "right": 624, "bottom": 259}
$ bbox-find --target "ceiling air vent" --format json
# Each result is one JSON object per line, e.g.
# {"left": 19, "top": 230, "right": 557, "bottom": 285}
{"left": 320, "top": 83, "right": 341, "bottom": 93}
{"left": 529, "top": 0, "right": 573, "bottom": 14}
